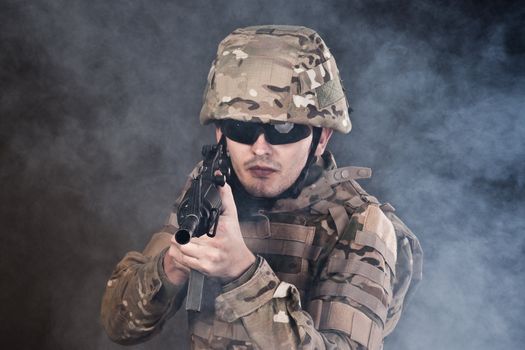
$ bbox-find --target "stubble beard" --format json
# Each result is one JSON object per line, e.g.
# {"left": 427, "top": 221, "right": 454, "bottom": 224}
{"left": 240, "top": 157, "right": 303, "bottom": 198}
{"left": 243, "top": 176, "right": 294, "bottom": 198}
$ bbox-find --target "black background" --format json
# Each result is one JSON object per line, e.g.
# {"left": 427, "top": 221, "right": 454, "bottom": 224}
{"left": 1, "top": 1, "right": 524, "bottom": 349}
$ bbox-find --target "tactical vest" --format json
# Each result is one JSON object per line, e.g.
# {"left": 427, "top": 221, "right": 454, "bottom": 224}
{"left": 189, "top": 165, "right": 423, "bottom": 349}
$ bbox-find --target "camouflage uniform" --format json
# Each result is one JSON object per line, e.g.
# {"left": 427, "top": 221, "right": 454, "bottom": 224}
{"left": 101, "top": 152, "right": 422, "bottom": 349}
{"left": 101, "top": 25, "right": 422, "bottom": 349}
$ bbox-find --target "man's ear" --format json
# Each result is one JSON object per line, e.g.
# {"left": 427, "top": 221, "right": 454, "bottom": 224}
{"left": 315, "top": 128, "right": 333, "bottom": 156}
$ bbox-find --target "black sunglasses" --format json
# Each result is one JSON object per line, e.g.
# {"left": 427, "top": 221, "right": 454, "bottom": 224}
{"left": 220, "top": 120, "right": 312, "bottom": 145}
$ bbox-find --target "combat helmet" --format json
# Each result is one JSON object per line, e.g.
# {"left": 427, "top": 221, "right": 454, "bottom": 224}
{"left": 200, "top": 25, "right": 352, "bottom": 133}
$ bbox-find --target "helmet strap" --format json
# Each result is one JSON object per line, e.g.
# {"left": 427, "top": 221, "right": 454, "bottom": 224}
{"left": 279, "top": 127, "right": 323, "bottom": 199}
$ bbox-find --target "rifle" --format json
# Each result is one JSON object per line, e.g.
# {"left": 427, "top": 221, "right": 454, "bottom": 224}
{"left": 174, "top": 136, "right": 230, "bottom": 311}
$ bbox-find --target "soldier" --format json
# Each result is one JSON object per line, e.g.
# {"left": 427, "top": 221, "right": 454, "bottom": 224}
{"left": 101, "top": 25, "right": 422, "bottom": 349}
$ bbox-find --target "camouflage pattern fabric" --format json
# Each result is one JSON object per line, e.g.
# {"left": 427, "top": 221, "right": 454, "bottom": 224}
{"left": 200, "top": 25, "right": 352, "bottom": 133}
{"left": 101, "top": 153, "right": 421, "bottom": 349}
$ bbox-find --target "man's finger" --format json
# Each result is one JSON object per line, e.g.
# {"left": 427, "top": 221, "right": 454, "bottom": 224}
{"left": 167, "top": 245, "right": 189, "bottom": 269}
{"left": 217, "top": 182, "right": 237, "bottom": 217}
{"left": 179, "top": 240, "right": 208, "bottom": 259}
{"left": 179, "top": 254, "right": 202, "bottom": 271}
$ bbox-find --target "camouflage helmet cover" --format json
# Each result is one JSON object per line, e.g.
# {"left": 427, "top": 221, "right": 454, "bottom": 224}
{"left": 200, "top": 25, "right": 352, "bottom": 133}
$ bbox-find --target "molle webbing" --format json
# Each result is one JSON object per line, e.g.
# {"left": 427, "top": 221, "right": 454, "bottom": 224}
{"left": 240, "top": 219, "right": 318, "bottom": 294}
{"left": 325, "top": 256, "right": 387, "bottom": 289}
{"left": 305, "top": 204, "right": 351, "bottom": 265}
{"left": 308, "top": 299, "right": 383, "bottom": 350}
{"left": 240, "top": 220, "right": 318, "bottom": 260}
{"left": 240, "top": 219, "right": 315, "bottom": 241}
{"left": 243, "top": 238, "right": 322, "bottom": 260}
{"left": 311, "top": 280, "right": 388, "bottom": 326}
{"left": 192, "top": 319, "right": 251, "bottom": 342}
{"left": 238, "top": 216, "right": 271, "bottom": 238}
{"left": 328, "top": 205, "right": 350, "bottom": 237}
{"left": 355, "top": 230, "right": 396, "bottom": 274}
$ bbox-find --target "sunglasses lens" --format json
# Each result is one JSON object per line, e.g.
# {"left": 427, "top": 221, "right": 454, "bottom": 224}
{"left": 221, "top": 120, "right": 259, "bottom": 144}
{"left": 221, "top": 120, "right": 312, "bottom": 145}
{"left": 265, "top": 123, "right": 311, "bottom": 145}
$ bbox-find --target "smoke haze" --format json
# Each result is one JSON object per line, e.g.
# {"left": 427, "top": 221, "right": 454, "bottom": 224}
{"left": 1, "top": 1, "right": 523, "bottom": 349}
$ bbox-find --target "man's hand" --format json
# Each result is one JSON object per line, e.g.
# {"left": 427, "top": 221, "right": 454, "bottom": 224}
{"left": 163, "top": 247, "right": 190, "bottom": 286}
{"left": 165, "top": 182, "right": 256, "bottom": 284}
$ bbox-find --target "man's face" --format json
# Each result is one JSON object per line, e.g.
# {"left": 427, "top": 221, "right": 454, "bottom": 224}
{"left": 216, "top": 124, "right": 332, "bottom": 198}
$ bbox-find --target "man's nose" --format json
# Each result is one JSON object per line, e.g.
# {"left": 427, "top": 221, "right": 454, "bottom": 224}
{"left": 251, "top": 133, "right": 272, "bottom": 156}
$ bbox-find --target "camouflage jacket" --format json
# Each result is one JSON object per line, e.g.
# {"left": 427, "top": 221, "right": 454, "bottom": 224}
{"left": 101, "top": 153, "right": 422, "bottom": 349}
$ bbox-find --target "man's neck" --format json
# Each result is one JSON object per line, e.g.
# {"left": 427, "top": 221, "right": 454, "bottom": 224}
{"left": 229, "top": 173, "right": 276, "bottom": 219}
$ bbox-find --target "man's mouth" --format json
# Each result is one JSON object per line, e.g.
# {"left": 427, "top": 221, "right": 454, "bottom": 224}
{"left": 247, "top": 165, "right": 277, "bottom": 177}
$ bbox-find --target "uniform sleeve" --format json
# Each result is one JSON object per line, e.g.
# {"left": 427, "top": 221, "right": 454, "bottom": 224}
{"left": 100, "top": 225, "right": 187, "bottom": 344}
{"left": 214, "top": 204, "right": 397, "bottom": 350}
{"left": 100, "top": 172, "right": 197, "bottom": 344}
